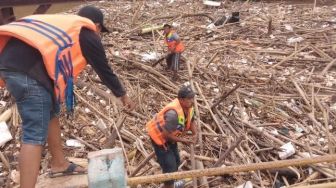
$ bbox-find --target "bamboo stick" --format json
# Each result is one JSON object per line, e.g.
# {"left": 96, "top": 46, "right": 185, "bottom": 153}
{"left": 127, "top": 154, "right": 336, "bottom": 185}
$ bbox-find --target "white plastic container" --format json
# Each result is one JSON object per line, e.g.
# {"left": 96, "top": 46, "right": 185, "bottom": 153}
{"left": 0, "top": 121, "right": 12, "bottom": 147}
{"left": 278, "top": 142, "right": 295, "bottom": 159}
{"left": 88, "top": 148, "right": 126, "bottom": 188}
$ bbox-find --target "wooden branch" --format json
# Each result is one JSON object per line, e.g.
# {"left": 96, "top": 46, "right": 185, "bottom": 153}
{"left": 112, "top": 54, "right": 177, "bottom": 90}
{"left": 130, "top": 152, "right": 155, "bottom": 177}
{"left": 70, "top": 133, "right": 99, "bottom": 151}
{"left": 127, "top": 154, "right": 336, "bottom": 185}
{"left": 109, "top": 115, "right": 126, "bottom": 147}
{"left": 211, "top": 84, "right": 241, "bottom": 109}
{"left": 292, "top": 182, "right": 336, "bottom": 188}
{"left": 321, "top": 59, "right": 336, "bottom": 76}
{"left": 152, "top": 13, "right": 214, "bottom": 22}
{"left": 213, "top": 136, "right": 244, "bottom": 167}
{"left": 271, "top": 45, "right": 309, "bottom": 68}
{"left": 0, "top": 151, "right": 10, "bottom": 170}
{"left": 195, "top": 82, "right": 225, "bottom": 135}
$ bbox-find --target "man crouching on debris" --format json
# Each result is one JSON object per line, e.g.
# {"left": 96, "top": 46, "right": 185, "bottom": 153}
{"left": 163, "top": 24, "right": 185, "bottom": 80}
{"left": 0, "top": 6, "right": 135, "bottom": 188}
{"left": 147, "top": 85, "right": 198, "bottom": 188}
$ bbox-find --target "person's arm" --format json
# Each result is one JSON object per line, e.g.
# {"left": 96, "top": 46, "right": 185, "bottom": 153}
{"left": 79, "top": 28, "right": 135, "bottom": 110}
{"left": 162, "top": 128, "right": 193, "bottom": 144}
{"left": 163, "top": 110, "right": 194, "bottom": 144}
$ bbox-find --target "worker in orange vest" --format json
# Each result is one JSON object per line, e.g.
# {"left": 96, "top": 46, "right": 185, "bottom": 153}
{"left": 147, "top": 85, "right": 198, "bottom": 188}
{"left": 163, "top": 24, "right": 185, "bottom": 80}
{"left": 0, "top": 6, "right": 135, "bottom": 188}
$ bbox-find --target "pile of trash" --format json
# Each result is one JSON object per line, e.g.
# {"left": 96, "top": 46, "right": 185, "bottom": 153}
{"left": 0, "top": 0, "right": 335, "bottom": 187}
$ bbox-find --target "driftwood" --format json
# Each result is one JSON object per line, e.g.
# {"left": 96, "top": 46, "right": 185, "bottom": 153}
{"left": 213, "top": 136, "right": 244, "bottom": 167}
{"left": 1, "top": 1, "right": 336, "bottom": 187}
{"left": 127, "top": 154, "right": 336, "bottom": 185}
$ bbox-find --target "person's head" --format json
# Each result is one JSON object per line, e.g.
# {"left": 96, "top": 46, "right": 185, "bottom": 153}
{"left": 178, "top": 85, "right": 195, "bottom": 109}
{"left": 78, "top": 6, "right": 109, "bottom": 34}
{"left": 163, "top": 24, "right": 172, "bottom": 35}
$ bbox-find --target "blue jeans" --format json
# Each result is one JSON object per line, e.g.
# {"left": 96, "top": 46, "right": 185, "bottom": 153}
{"left": 0, "top": 71, "right": 55, "bottom": 145}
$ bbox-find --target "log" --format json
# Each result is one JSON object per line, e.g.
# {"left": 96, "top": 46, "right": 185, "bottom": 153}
{"left": 0, "top": 107, "right": 12, "bottom": 122}
{"left": 36, "top": 174, "right": 87, "bottom": 188}
{"left": 213, "top": 136, "right": 244, "bottom": 167}
{"left": 321, "top": 59, "right": 336, "bottom": 76}
{"left": 211, "top": 84, "right": 241, "bottom": 109}
{"left": 109, "top": 115, "right": 126, "bottom": 147}
{"left": 130, "top": 152, "right": 155, "bottom": 177}
{"left": 291, "top": 182, "right": 336, "bottom": 188}
{"left": 127, "top": 154, "right": 336, "bottom": 185}
{"left": 271, "top": 45, "right": 309, "bottom": 68}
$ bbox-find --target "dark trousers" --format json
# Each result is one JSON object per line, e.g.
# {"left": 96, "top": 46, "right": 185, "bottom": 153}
{"left": 166, "top": 52, "right": 181, "bottom": 71}
{"left": 151, "top": 140, "right": 180, "bottom": 186}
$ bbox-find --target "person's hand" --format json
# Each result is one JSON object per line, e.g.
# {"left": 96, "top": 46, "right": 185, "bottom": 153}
{"left": 120, "top": 95, "right": 135, "bottom": 111}
{"left": 183, "top": 138, "right": 196, "bottom": 145}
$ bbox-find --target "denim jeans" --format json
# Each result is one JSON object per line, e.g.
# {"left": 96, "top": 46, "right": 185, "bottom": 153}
{"left": 0, "top": 71, "right": 55, "bottom": 145}
{"left": 151, "top": 139, "right": 180, "bottom": 186}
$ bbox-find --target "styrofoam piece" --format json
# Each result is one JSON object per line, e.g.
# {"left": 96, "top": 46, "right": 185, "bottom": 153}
{"left": 0, "top": 122, "right": 12, "bottom": 147}
{"left": 278, "top": 142, "right": 295, "bottom": 159}
{"left": 66, "top": 139, "right": 84, "bottom": 148}
{"left": 203, "top": 0, "right": 221, "bottom": 7}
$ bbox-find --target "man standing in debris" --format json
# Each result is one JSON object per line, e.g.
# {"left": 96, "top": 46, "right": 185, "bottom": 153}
{"left": 163, "top": 24, "right": 185, "bottom": 79}
{"left": 147, "top": 85, "right": 197, "bottom": 188}
{"left": 0, "top": 6, "right": 134, "bottom": 188}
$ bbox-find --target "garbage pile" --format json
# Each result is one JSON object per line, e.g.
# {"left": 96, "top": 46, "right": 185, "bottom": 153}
{"left": 0, "top": 0, "right": 335, "bottom": 187}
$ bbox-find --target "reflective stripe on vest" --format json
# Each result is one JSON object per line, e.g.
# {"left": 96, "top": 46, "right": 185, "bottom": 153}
{"left": 0, "top": 15, "right": 97, "bottom": 112}
{"left": 147, "top": 98, "right": 194, "bottom": 146}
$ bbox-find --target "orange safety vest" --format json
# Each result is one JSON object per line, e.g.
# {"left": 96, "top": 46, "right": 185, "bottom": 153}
{"left": 165, "top": 30, "right": 185, "bottom": 53}
{"left": 0, "top": 14, "right": 97, "bottom": 111}
{"left": 147, "top": 98, "right": 194, "bottom": 146}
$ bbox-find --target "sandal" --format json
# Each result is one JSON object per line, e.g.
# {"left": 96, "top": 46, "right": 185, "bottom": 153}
{"left": 48, "top": 162, "right": 86, "bottom": 178}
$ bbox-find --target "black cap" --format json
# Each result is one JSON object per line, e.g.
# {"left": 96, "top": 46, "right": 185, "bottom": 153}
{"left": 178, "top": 85, "right": 195, "bottom": 99}
{"left": 78, "top": 6, "right": 109, "bottom": 32}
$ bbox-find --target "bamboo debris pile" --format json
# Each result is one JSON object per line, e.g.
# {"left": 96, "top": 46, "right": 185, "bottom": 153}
{"left": 0, "top": 0, "right": 336, "bottom": 187}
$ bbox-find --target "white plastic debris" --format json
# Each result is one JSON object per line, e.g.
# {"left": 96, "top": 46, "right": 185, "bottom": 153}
{"left": 86, "top": 90, "right": 94, "bottom": 96}
{"left": 206, "top": 23, "right": 216, "bottom": 33}
{"left": 141, "top": 52, "right": 159, "bottom": 62}
{"left": 270, "top": 129, "right": 278, "bottom": 135}
{"left": 99, "top": 100, "right": 107, "bottom": 106}
{"left": 203, "top": 0, "right": 221, "bottom": 7}
{"left": 0, "top": 122, "right": 13, "bottom": 147}
{"left": 236, "top": 181, "right": 253, "bottom": 188}
{"left": 287, "top": 37, "right": 304, "bottom": 45}
{"left": 0, "top": 101, "right": 6, "bottom": 107}
{"left": 278, "top": 142, "right": 295, "bottom": 159}
{"left": 66, "top": 139, "right": 84, "bottom": 148}
{"left": 172, "top": 22, "right": 180, "bottom": 28}
{"left": 284, "top": 24, "right": 293, "bottom": 31}
{"left": 84, "top": 108, "right": 91, "bottom": 113}
{"left": 96, "top": 119, "right": 107, "bottom": 131}
{"left": 240, "top": 59, "right": 248, "bottom": 64}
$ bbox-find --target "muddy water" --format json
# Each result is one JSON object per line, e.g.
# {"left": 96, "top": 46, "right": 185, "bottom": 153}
{"left": 12, "top": 2, "right": 81, "bottom": 19}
